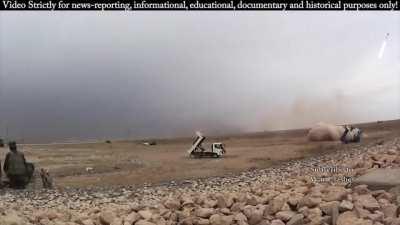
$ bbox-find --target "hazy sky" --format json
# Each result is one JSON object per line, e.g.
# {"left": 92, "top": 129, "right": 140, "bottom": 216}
{"left": 0, "top": 12, "right": 399, "bottom": 143}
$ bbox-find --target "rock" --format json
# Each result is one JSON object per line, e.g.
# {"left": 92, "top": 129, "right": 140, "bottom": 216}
{"left": 247, "top": 209, "right": 263, "bottom": 225}
{"left": 215, "top": 194, "right": 227, "bottom": 208}
{"left": 138, "top": 210, "right": 153, "bottom": 220}
{"left": 320, "top": 201, "right": 339, "bottom": 215}
{"left": 381, "top": 204, "right": 397, "bottom": 218}
{"left": 336, "top": 211, "right": 370, "bottom": 225}
{"left": 196, "top": 218, "right": 210, "bottom": 225}
{"left": 197, "top": 219, "right": 210, "bottom": 225}
{"left": 269, "top": 196, "right": 286, "bottom": 214}
{"left": 354, "top": 204, "right": 371, "bottom": 219}
{"left": 389, "top": 218, "right": 400, "bottom": 225}
{"left": 220, "top": 216, "right": 233, "bottom": 225}
{"left": 124, "top": 212, "right": 141, "bottom": 225}
{"left": 111, "top": 218, "right": 123, "bottom": 225}
{"left": 352, "top": 169, "right": 400, "bottom": 190}
{"left": 287, "top": 193, "right": 303, "bottom": 208}
{"left": 354, "top": 185, "right": 370, "bottom": 195}
{"left": 245, "top": 195, "right": 258, "bottom": 206}
{"left": 230, "top": 203, "right": 245, "bottom": 212}
{"left": 180, "top": 217, "right": 198, "bottom": 225}
{"left": 204, "top": 200, "right": 218, "bottom": 208}
{"left": 135, "top": 220, "right": 156, "bottom": 225}
{"left": 286, "top": 214, "right": 304, "bottom": 225}
{"left": 39, "top": 218, "right": 51, "bottom": 225}
{"left": 242, "top": 206, "right": 253, "bottom": 219}
{"left": 275, "top": 211, "right": 295, "bottom": 222}
{"left": 355, "top": 194, "right": 380, "bottom": 211}
{"left": 208, "top": 214, "right": 233, "bottom": 225}
{"left": 306, "top": 207, "right": 322, "bottom": 225}
{"left": 323, "top": 186, "right": 348, "bottom": 202}
{"left": 209, "top": 214, "right": 221, "bottom": 225}
{"left": 100, "top": 211, "right": 116, "bottom": 225}
{"left": 299, "top": 195, "right": 321, "bottom": 208}
{"left": 164, "top": 198, "right": 180, "bottom": 210}
{"left": 270, "top": 220, "right": 285, "bottom": 225}
{"left": 339, "top": 200, "right": 354, "bottom": 211}
{"left": 336, "top": 211, "right": 358, "bottom": 225}
{"left": 366, "top": 211, "right": 383, "bottom": 222}
{"left": 196, "top": 208, "right": 215, "bottom": 219}
{"left": 389, "top": 185, "right": 400, "bottom": 197}
{"left": 82, "top": 219, "right": 95, "bottom": 225}
{"left": 233, "top": 213, "right": 247, "bottom": 225}
{"left": 182, "top": 198, "right": 195, "bottom": 208}
{"left": 219, "top": 208, "right": 230, "bottom": 215}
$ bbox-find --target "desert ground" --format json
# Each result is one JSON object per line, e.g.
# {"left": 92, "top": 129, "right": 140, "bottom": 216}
{"left": 1, "top": 120, "right": 399, "bottom": 189}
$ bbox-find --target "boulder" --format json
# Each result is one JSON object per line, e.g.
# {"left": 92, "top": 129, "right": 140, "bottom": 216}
{"left": 197, "top": 219, "right": 210, "bottom": 225}
{"left": 246, "top": 209, "right": 263, "bottom": 225}
{"left": 299, "top": 195, "right": 321, "bottom": 208}
{"left": 352, "top": 169, "right": 400, "bottom": 190}
{"left": 269, "top": 196, "right": 286, "bottom": 214}
{"left": 138, "top": 210, "right": 153, "bottom": 221}
{"left": 164, "top": 198, "right": 180, "bottom": 210}
{"left": 323, "top": 186, "right": 348, "bottom": 202}
{"left": 124, "top": 212, "right": 141, "bottom": 225}
{"left": 355, "top": 194, "right": 380, "bottom": 211}
{"left": 82, "top": 219, "right": 95, "bottom": 225}
{"left": 135, "top": 220, "right": 156, "bottom": 225}
{"left": 381, "top": 204, "right": 397, "bottom": 218}
{"left": 339, "top": 200, "right": 354, "bottom": 211}
{"left": 100, "top": 211, "right": 116, "bottom": 225}
{"left": 209, "top": 215, "right": 222, "bottom": 225}
{"left": 233, "top": 213, "right": 247, "bottom": 225}
{"left": 270, "top": 220, "right": 285, "bottom": 225}
{"left": 319, "top": 201, "right": 339, "bottom": 216}
{"left": 286, "top": 214, "right": 304, "bottom": 225}
{"left": 336, "top": 211, "right": 363, "bottom": 225}
{"left": 275, "top": 211, "right": 295, "bottom": 222}
{"left": 196, "top": 208, "right": 215, "bottom": 219}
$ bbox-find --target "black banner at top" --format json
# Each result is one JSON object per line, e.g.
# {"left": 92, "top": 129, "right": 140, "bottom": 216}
{"left": 1, "top": 0, "right": 399, "bottom": 10}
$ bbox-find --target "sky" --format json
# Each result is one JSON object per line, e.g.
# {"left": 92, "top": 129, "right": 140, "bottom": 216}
{"left": 0, "top": 12, "right": 399, "bottom": 143}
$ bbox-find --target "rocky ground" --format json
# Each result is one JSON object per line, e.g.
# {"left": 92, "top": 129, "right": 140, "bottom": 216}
{"left": 1, "top": 137, "right": 400, "bottom": 225}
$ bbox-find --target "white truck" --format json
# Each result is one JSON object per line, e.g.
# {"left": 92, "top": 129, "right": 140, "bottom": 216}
{"left": 187, "top": 132, "right": 226, "bottom": 158}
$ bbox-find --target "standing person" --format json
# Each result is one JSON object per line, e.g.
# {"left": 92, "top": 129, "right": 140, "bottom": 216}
{"left": 3, "top": 141, "right": 28, "bottom": 189}
{"left": 340, "top": 125, "right": 350, "bottom": 144}
{"left": 0, "top": 161, "right": 2, "bottom": 188}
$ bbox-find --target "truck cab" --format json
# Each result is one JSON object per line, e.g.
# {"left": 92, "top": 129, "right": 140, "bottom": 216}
{"left": 211, "top": 143, "right": 226, "bottom": 157}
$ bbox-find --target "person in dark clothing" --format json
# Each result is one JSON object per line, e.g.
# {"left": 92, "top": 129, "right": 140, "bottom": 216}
{"left": 0, "top": 161, "right": 2, "bottom": 188}
{"left": 340, "top": 125, "right": 350, "bottom": 144}
{"left": 3, "top": 141, "right": 29, "bottom": 189}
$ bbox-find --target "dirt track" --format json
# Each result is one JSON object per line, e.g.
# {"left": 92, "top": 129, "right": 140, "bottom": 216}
{"left": 1, "top": 120, "right": 399, "bottom": 188}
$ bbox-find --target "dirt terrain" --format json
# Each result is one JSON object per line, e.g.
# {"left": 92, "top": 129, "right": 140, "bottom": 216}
{"left": 1, "top": 120, "right": 399, "bottom": 188}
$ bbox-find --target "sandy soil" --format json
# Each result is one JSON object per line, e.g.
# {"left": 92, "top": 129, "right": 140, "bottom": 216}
{"left": 1, "top": 120, "right": 399, "bottom": 188}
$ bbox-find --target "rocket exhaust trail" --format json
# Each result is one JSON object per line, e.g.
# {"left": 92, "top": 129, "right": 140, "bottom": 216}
{"left": 378, "top": 40, "right": 387, "bottom": 59}
{"left": 378, "top": 33, "right": 389, "bottom": 59}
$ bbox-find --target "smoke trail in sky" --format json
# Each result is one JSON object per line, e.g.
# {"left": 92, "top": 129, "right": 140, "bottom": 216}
{"left": 378, "top": 33, "right": 390, "bottom": 59}
{"left": 378, "top": 40, "right": 387, "bottom": 59}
